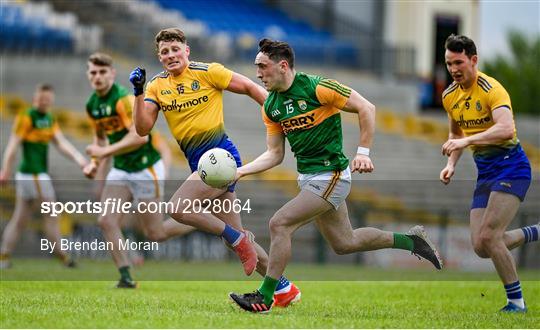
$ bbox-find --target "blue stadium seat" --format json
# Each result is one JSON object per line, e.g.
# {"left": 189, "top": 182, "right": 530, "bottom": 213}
{"left": 1, "top": 3, "right": 75, "bottom": 54}
{"left": 154, "top": 0, "right": 359, "bottom": 66}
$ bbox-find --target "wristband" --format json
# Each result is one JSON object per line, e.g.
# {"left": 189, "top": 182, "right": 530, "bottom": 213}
{"left": 91, "top": 157, "right": 100, "bottom": 166}
{"left": 356, "top": 147, "right": 370, "bottom": 156}
{"left": 133, "top": 87, "right": 143, "bottom": 97}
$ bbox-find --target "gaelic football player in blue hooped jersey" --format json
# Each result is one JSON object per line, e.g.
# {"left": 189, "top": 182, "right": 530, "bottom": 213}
{"left": 440, "top": 35, "right": 537, "bottom": 313}
{"left": 130, "top": 28, "right": 300, "bottom": 307}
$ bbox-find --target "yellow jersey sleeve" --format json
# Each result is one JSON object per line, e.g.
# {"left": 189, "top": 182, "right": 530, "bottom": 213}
{"left": 261, "top": 106, "right": 283, "bottom": 135}
{"left": 206, "top": 63, "right": 233, "bottom": 90}
{"left": 116, "top": 95, "right": 134, "bottom": 128}
{"left": 487, "top": 84, "right": 511, "bottom": 112}
{"left": 315, "top": 79, "right": 351, "bottom": 109}
{"left": 144, "top": 77, "right": 160, "bottom": 108}
{"left": 13, "top": 113, "right": 32, "bottom": 138}
{"left": 52, "top": 120, "right": 60, "bottom": 134}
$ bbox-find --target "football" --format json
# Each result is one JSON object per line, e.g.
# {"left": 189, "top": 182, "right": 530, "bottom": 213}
{"left": 197, "top": 148, "right": 237, "bottom": 188}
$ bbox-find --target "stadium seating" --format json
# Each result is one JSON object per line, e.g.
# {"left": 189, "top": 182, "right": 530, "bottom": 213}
{"left": 152, "top": 0, "right": 360, "bottom": 66}
{"left": 0, "top": 1, "right": 100, "bottom": 54}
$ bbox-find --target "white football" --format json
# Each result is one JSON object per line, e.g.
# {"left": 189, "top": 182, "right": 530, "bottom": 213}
{"left": 197, "top": 148, "right": 237, "bottom": 188}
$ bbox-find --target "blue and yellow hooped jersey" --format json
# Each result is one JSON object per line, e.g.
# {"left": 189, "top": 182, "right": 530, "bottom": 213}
{"left": 144, "top": 61, "right": 233, "bottom": 162}
{"left": 442, "top": 71, "right": 518, "bottom": 157}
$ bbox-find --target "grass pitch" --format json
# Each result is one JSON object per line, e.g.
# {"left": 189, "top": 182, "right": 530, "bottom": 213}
{"left": 1, "top": 260, "right": 538, "bottom": 328}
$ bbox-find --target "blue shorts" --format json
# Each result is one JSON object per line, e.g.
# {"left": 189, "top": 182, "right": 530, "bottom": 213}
{"left": 471, "top": 144, "right": 531, "bottom": 209}
{"left": 187, "top": 135, "right": 242, "bottom": 193}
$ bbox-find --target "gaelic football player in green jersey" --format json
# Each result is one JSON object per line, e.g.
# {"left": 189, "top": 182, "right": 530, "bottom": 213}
{"left": 83, "top": 53, "right": 195, "bottom": 288}
{"left": 230, "top": 39, "right": 443, "bottom": 313}
{"left": 0, "top": 84, "right": 88, "bottom": 269}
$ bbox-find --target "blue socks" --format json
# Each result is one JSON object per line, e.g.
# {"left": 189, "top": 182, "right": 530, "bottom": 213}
{"left": 275, "top": 276, "right": 291, "bottom": 293}
{"left": 521, "top": 224, "right": 539, "bottom": 243}
{"left": 221, "top": 224, "right": 242, "bottom": 246}
{"left": 504, "top": 281, "right": 525, "bottom": 309}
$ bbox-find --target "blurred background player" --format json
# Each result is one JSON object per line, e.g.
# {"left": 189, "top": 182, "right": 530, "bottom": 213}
{"left": 0, "top": 84, "right": 88, "bottom": 269}
{"left": 83, "top": 52, "right": 195, "bottom": 288}
{"left": 229, "top": 39, "right": 443, "bottom": 313}
{"left": 130, "top": 28, "right": 300, "bottom": 307}
{"left": 440, "top": 34, "right": 538, "bottom": 313}
{"left": 90, "top": 130, "right": 174, "bottom": 266}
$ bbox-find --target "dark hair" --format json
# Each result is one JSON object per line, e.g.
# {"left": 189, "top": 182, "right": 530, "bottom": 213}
{"left": 155, "top": 28, "right": 186, "bottom": 51}
{"left": 444, "top": 34, "right": 477, "bottom": 58}
{"left": 88, "top": 52, "right": 113, "bottom": 67}
{"left": 258, "top": 38, "right": 295, "bottom": 69}
{"left": 36, "top": 83, "right": 54, "bottom": 92}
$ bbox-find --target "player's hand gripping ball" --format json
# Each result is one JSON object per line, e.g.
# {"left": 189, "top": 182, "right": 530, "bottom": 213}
{"left": 197, "top": 148, "right": 237, "bottom": 189}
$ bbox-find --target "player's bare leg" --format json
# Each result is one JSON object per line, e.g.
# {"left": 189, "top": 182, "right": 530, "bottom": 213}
{"left": 97, "top": 185, "right": 135, "bottom": 288}
{"left": 212, "top": 191, "right": 300, "bottom": 307}
{"left": 168, "top": 172, "right": 229, "bottom": 234}
{"left": 211, "top": 191, "right": 268, "bottom": 274}
{"left": 230, "top": 190, "right": 442, "bottom": 313}
{"left": 42, "top": 198, "right": 75, "bottom": 267}
{"left": 168, "top": 172, "right": 257, "bottom": 275}
{"left": 266, "top": 190, "right": 333, "bottom": 279}
{"left": 315, "top": 202, "right": 394, "bottom": 254}
{"left": 471, "top": 208, "right": 529, "bottom": 257}
{"left": 230, "top": 190, "right": 329, "bottom": 312}
{"left": 137, "top": 197, "right": 196, "bottom": 242}
{"left": 472, "top": 191, "right": 526, "bottom": 311}
{"left": 0, "top": 197, "right": 32, "bottom": 268}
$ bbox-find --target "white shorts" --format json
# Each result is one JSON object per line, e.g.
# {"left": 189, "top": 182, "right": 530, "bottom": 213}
{"left": 15, "top": 172, "right": 56, "bottom": 201}
{"left": 105, "top": 160, "right": 165, "bottom": 201}
{"left": 298, "top": 166, "right": 351, "bottom": 209}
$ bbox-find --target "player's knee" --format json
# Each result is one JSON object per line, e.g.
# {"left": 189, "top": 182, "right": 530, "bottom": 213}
{"left": 476, "top": 232, "right": 498, "bottom": 257}
{"left": 268, "top": 215, "right": 290, "bottom": 237}
{"left": 331, "top": 242, "right": 353, "bottom": 255}
{"left": 97, "top": 216, "right": 117, "bottom": 232}
{"left": 146, "top": 231, "right": 166, "bottom": 242}
{"left": 170, "top": 211, "right": 187, "bottom": 224}
{"left": 472, "top": 241, "right": 489, "bottom": 258}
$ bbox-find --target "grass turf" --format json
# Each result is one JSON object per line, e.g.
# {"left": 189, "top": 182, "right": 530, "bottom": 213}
{"left": 1, "top": 260, "right": 538, "bottom": 328}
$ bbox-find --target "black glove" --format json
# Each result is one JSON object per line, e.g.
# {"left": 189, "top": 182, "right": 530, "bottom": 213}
{"left": 129, "top": 67, "right": 146, "bottom": 96}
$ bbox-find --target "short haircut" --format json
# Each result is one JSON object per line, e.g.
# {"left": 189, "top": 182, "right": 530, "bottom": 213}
{"left": 155, "top": 28, "right": 186, "bottom": 51}
{"left": 88, "top": 52, "right": 113, "bottom": 67}
{"left": 36, "top": 83, "right": 54, "bottom": 92}
{"left": 258, "top": 38, "right": 295, "bottom": 69}
{"left": 444, "top": 34, "right": 477, "bottom": 58}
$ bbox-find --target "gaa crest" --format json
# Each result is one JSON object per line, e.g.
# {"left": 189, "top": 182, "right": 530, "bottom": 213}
{"left": 191, "top": 80, "right": 200, "bottom": 91}
{"left": 476, "top": 100, "right": 482, "bottom": 111}
{"left": 298, "top": 100, "right": 307, "bottom": 111}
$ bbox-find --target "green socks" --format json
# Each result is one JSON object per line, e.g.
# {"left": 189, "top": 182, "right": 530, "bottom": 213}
{"left": 393, "top": 233, "right": 414, "bottom": 251}
{"left": 119, "top": 266, "right": 132, "bottom": 281}
{"left": 258, "top": 276, "right": 279, "bottom": 305}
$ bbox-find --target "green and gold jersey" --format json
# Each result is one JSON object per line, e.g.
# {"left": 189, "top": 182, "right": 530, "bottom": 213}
{"left": 86, "top": 83, "right": 160, "bottom": 172}
{"left": 262, "top": 72, "right": 351, "bottom": 174}
{"left": 442, "top": 71, "right": 518, "bottom": 157}
{"left": 14, "top": 108, "right": 59, "bottom": 174}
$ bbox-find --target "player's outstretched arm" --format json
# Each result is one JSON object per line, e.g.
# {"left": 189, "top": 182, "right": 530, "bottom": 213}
{"left": 0, "top": 133, "right": 22, "bottom": 183}
{"left": 236, "top": 133, "right": 285, "bottom": 180}
{"left": 86, "top": 125, "right": 148, "bottom": 159}
{"left": 52, "top": 129, "right": 88, "bottom": 169}
{"left": 342, "top": 89, "right": 375, "bottom": 173}
{"left": 440, "top": 115, "right": 464, "bottom": 184}
{"left": 226, "top": 72, "right": 268, "bottom": 105}
{"left": 130, "top": 67, "right": 159, "bottom": 136}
